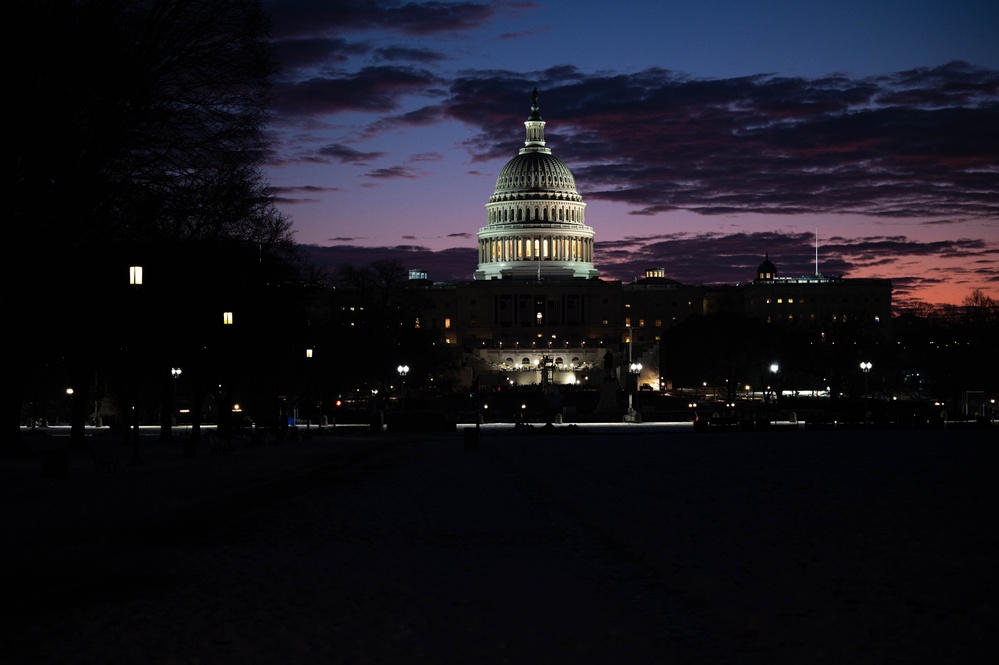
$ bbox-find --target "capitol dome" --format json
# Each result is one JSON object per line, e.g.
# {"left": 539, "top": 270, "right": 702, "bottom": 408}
{"left": 491, "top": 152, "right": 579, "bottom": 201}
{"left": 474, "top": 89, "right": 598, "bottom": 280}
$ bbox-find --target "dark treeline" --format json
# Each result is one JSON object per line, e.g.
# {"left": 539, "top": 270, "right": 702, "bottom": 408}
{"left": 661, "top": 289, "right": 999, "bottom": 420}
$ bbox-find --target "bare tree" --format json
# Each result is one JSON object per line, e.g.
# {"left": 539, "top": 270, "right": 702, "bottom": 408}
{"left": 11, "top": 0, "right": 296, "bottom": 447}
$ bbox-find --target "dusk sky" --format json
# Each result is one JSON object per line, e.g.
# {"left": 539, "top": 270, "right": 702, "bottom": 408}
{"left": 260, "top": 0, "right": 999, "bottom": 308}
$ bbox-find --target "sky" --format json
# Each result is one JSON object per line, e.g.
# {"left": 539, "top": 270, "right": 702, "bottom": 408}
{"left": 260, "top": 0, "right": 999, "bottom": 308}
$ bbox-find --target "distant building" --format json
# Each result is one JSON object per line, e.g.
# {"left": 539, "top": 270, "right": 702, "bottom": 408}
{"left": 736, "top": 255, "right": 892, "bottom": 329}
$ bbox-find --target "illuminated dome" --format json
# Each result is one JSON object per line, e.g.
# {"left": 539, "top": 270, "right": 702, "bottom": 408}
{"left": 491, "top": 152, "right": 580, "bottom": 202}
{"left": 474, "top": 89, "right": 598, "bottom": 280}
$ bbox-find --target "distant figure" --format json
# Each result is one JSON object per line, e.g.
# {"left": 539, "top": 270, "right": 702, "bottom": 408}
{"left": 603, "top": 350, "right": 616, "bottom": 381}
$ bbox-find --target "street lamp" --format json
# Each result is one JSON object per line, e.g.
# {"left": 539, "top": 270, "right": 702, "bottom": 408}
{"left": 65, "top": 388, "right": 74, "bottom": 427}
{"left": 769, "top": 363, "right": 780, "bottom": 405}
{"left": 627, "top": 361, "right": 642, "bottom": 420}
{"left": 397, "top": 364, "right": 409, "bottom": 405}
{"left": 860, "top": 361, "right": 872, "bottom": 427}
{"left": 164, "top": 367, "right": 182, "bottom": 444}
{"left": 127, "top": 266, "right": 144, "bottom": 465}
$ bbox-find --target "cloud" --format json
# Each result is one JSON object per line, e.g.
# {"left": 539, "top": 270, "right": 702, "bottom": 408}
{"left": 318, "top": 143, "right": 386, "bottom": 164}
{"left": 446, "top": 62, "right": 999, "bottom": 220}
{"left": 408, "top": 152, "right": 444, "bottom": 163}
{"left": 273, "top": 66, "right": 443, "bottom": 117}
{"left": 265, "top": 1, "right": 501, "bottom": 39}
{"left": 269, "top": 184, "right": 341, "bottom": 204}
{"left": 373, "top": 46, "right": 449, "bottom": 63}
{"left": 366, "top": 166, "right": 420, "bottom": 179}
{"left": 273, "top": 37, "right": 370, "bottom": 73}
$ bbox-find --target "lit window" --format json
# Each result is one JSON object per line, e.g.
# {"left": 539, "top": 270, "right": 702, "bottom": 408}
{"left": 777, "top": 298, "right": 783, "bottom": 304}
{"left": 625, "top": 317, "right": 631, "bottom": 327}
{"left": 445, "top": 318, "right": 451, "bottom": 329}
{"left": 655, "top": 319, "right": 662, "bottom": 327}
{"left": 639, "top": 319, "right": 645, "bottom": 327}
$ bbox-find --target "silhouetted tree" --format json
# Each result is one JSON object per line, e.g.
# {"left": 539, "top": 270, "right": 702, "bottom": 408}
{"left": 11, "top": 0, "right": 296, "bottom": 447}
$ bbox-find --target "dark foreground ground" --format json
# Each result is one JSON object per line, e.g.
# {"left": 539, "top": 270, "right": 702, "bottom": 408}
{"left": 2, "top": 425, "right": 996, "bottom": 663}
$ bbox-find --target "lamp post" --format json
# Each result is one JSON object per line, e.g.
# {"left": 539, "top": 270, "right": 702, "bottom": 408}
{"left": 769, "top": 363, "right": 779, "bottom": 405}
{"left": 65, "top": 388, "right": 74, "bottom": 426}
{"left": 168, "top": 367, "right": 181, "bottom": 438}
{"left": 860, "top": 361, "right": 872, "bottom": 427}
{"left": 397, "top": 364, "right": 409, "bottom": 407}
{"left": 127, "top": 266, "right": 144, "bottom": 466}
{"left": 628, "top": 362, "right": 642, "bottom": 421}
{"left": 305, "top": 348, "right": 314, "bottom": 431}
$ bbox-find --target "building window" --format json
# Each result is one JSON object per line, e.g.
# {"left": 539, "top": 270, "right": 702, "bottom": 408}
{"left": 445, "top": 317, "right": 451, "bottom": 329}
{"left": 625, "top": 317, "right": 631, "bottom": 327}
{"left": 639, "top": 319, "right": 645, "bottom": 327}
{"left": 655, "top": 319, "right": 662, "bottom": 327}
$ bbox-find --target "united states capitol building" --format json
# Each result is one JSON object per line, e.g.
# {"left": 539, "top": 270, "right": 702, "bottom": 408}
{"left": 406, "top": 91, "right": 892, "bottom": 392}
